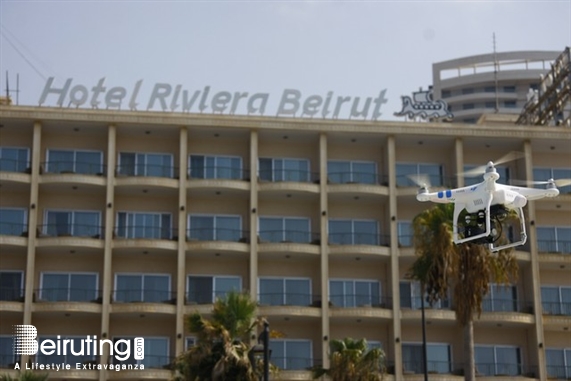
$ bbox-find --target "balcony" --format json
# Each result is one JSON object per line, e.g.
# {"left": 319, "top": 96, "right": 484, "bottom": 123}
{"left": 328, "top": 232, "right": 391, "bottom": 259}
{"left": 257, "top": 292, "right": 322, "bottom": 318}
{"left": 0, "top": 287, "right": 24, "bottom": 313}
{"left": 329, "top": 296, "right": 393, "bottom": 321}
{"left": 538, "top": 240, "right": 571, "bottom": 255}
{"left": 113, "top": 226, "right": 178, "bottom": 253}
{"left": 185, "top": 228, "right": 250, "bottom": 257}
{"left": 110, "top": 289, "right": 177, "bottom": 315}
{"left": 115, "top": 163, "right": 179, "bottom": 192}
{"left": 0, "top": 158, "right": 31, "bottom": 184}
{"left": 42, "top": 160, "right": 106, "bottom": 176}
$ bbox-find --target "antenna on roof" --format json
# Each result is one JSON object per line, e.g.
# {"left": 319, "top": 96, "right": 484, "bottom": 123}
{"left": 493, "top": 33, "right": 499, "bottom": 113}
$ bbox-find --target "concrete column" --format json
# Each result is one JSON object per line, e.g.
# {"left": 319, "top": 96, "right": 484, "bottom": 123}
{"left": 319, "top": 133, "right": 330, "bottom": 368}
{"left": 455, "top": 138, "right": 464, "bottom": 188}
{"left": 387, "top": 135, "right": 403, "bottom": 380}
{"left": 176, "top": 127, "right": 188, "bottom": 355}
{"left": 249, "top": 131, "right": 259, "bottom": 301}
{"left": 99, "top": 123, "right": 116, "bottom": 381}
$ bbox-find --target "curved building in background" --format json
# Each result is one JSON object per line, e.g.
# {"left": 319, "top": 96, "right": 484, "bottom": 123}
{"left": 432, "top": 50, "right": 559, "bottom": 124}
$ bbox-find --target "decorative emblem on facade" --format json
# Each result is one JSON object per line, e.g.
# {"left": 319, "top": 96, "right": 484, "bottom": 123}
{"left": 394, "top": 88, "right": 453, "bottom": 120}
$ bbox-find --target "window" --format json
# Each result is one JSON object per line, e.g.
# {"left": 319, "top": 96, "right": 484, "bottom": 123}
{"left": 441, "top": 90, "right": 451, "bottom": 98}
{"left": 114, "top": 274, "right": 171, "bottom": 303}
{"left": 0, "top": 147, "right": 29, "bottom": 173}
{"left": 46, "top": 149, "right": 103, "bottom": 174}
{"left": 462, "top": 88, "right": 474, "bottom": 95}
{"left": 396, "top": 163, "right": 444, "bottom": 187}
{"left": 0, "top": 208, "right": 27, "bottom": 236}
{"left": 542, "top": 286, "right": 571, "bottom": 315}
{"left": 0, "top": 271, "right": 23, "bottom": 301}
{"left": 402, "top": 343, "right": 451, "bottom": 374}
{"left": 188, "top": 215, "right": 241, "bottom": 242}
{"left": 503, "top": 86, "right": 516, "bottom": 93}
{"left": 45, "top": 210, "right": 101, "bottom": 238}
{"left": 118, "top": 152, "right": 173, "bottom": 178}
{"left": 40, "top": 273, "right": 98, "bottom": 302}
{"left": 189, "top": 155, "right": 243, "bottom": 180}
{"left": 185, "top": 337, "right": 196, "bottom": 350}
{"left": 329, "top": 279, "right": 380, "bottom": 307}
{"left": 504, "top": 100, "right": 517, "bottom": 108}
{"left": 0, "top": 336, "right": 18, "bottom": 367}
{"left": 114, "top": 337, "right": 169, "bottom": 369}
{"left": 259, "top": 158, "right": 310, "bottom": 182}
{"left": 328, "top": 219, "right": 379, "bottom": 245}
{"left": 397, "top": 221, "right": 413, "bottom": 247}
{"left": 269, "top": 339, "right": 312, "bottom": 370}
{"left": 259, "top": 217, "right": 311, "bottom": 243}
{"left": 537, "top": 226, "right": 571, "bottom": 253}
{"left": 327, "top": 160, "right": 377, "bottom": 184}
{"left": 546, "top": 348, "right": 571, "bottom": 379}
{"left": 485, "top": 101, "right": 496, "bottom": 109}
{"left": 400, "top": 280, "right": 450, "bottom": 310}
{"left": 464, "top": 165, "right": 509, "bottom": 186}
{"left": 36, "top": 336, "right": 95, "bottom": 366}
{"left": 484, "top": 86, "right": 496, "bottom": 93}
{"left": 534, "top": 167, "right": 571, "bottom": 194}
{"left": 187, "top": 275, "right": 241, "bottom": 304}
{"left": 116, "top": 212, "right": 172, "bottom": 239}
{"left": 482, "top": 284, "right": 517, "bottom": 312}
{"left": 462, "top": 103, "right": 475, "bottom": 110}
{"left": 259, "top": 277, "right": 311, "bottom": 306}
{"left": 475, "top": 345, "right": 521, "bottom": 376}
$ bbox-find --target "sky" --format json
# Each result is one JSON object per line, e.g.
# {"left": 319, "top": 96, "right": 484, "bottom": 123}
{"left": 1, "top": 0, "right": 570, "bottom": 121}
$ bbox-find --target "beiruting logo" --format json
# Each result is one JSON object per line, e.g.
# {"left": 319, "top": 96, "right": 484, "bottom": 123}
{"left": 13, "top": 325, "right": 145, "bottom": 371}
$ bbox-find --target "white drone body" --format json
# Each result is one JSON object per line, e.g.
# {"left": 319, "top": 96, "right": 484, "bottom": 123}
{"left": 416, "top": 161, "right": 561, "bottom": 252}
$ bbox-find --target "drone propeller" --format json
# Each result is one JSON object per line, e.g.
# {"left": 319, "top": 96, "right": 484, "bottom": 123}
{"left": 459, "top": 151, "right": 524, "bottom": 178}
{"left": 408, "top": 174, "right": 432, "bottom": 189}
{"left": 513, "top": 178, "right": 571, "bottom": 187}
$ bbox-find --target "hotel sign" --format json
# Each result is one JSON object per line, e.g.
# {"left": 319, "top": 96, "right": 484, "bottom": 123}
{"left": 38, "top": 77, "right": 388, "bottom": 120}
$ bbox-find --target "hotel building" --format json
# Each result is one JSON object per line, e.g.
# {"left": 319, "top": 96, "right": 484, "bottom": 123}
{"left": 0, "top": 104, "right": 570, "bottom": 381}
{"left": 432, "top": 50, "right": 560, "bottom": 124}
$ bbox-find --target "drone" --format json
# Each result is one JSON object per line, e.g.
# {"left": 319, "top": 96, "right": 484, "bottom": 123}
{"left": 412, "top": 153, "right": 569, "bottom": 252}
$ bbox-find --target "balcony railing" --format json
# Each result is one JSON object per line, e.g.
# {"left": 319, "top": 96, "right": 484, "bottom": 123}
{"left": 0, "top": 222, "right": 27, "bottom": 236}
{"left": 401, "top": 296, "right": 451, "bottom": 310}
{"left": 271, "top": 356, "right": 315, "bottom": 371}
{"left": 258, "top": 292, "right": 319, "bottom": 307}
{"left": 481, "top": 298, "right": 533, "bottom": 313}
{"left": 0, "top": 287, "right": 24, "bottom": 302}
{"left": 187, "top": 228, "right": 249, "bottom": 243}
{"left": 112, "top": 289, "right": 176, "bottom": 304}
{"left": 0, "top": 159, "right": 29, "bottom": 173}
{"left": 329, "top": 294, "right": 392, "bottom": 308}
{"left": 189, "top": 166, "right": 250, "bottom": 181}
{"left": 538, "top": 240, "right": 571, "bottom": 254}
{"left": 328, "top": 233, "right": 389, "bottom": 246}
{"left": 116, "top": 164, "right": 178, "bottom": 179}
{"left": 546, "top": 365, "right": 571, "bottom": 380}
{"left": 542, "top": 302, "right": 571, "bottom": 316}
{"left": 403, "top": 360, "right": 452, "bottom": 375}
{"left": 115, "top": 226, "right": 175, "bottom": 240}
{"left": 42, "top": 161, "right": 106, "bottom": 175}
{"left": 39, "top": 224, "right": 104, "bottom": 239}
{"left": 186, "top": 290, "right": 241, "bottom": 305}
{"left": 475, "top": 362, "right": 522, "bottom": 376}
{"left": 34, "top": 288, "right": 102, "bottom": 303}
{"left": 327, "top": 172, "right": 385, "bottom": 185}
{"left": 258, "top": 230, "right": 320, "bottom": 244}
{"left": 259, "top": 169, "right": 319, "bottom": 183}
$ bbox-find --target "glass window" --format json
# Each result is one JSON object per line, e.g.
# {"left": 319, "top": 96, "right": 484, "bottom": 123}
{"left": 462, "top": 88, "right": 474, "bottom": 95}
{"left": 46, "top": 149, "right": 103, "bottom": 175}
{"left": 187, "top": 275, "right": 241, "bottom": 304}
{"left": 329, "top": 219, "right": 379, "bottom": 245}
{"left": 485, "top": 101, "right": 496, "bottom": 109}
{"left": 189, "top": 155, "right": 242, "bottom": 180}
{"left": 0, "top": 147, "right": 29, "bottom": 173}
{"left": 475, "top": 346, "right": 521, "bottom": 376}
{"left": 534, "top": 167, "right": 571, "bottom": 194}
{"left": 259, "top": 158, "right": 310, "bottom": 182}
{"left": 402, "top": 343, "right": 451, "bottom": 374}
{"left": 462, "top": 103, "right": 475, "bottom": 110}
{"left": 259, "top": 217, "right": 311, "bottom": 243}
{"left": 542, "top": 286, "right": 571, "bottom": 315}
{"left": 396, "top": 163, "right": 443, "bottom": 187}
{"left": 36, "top": 336, "right": 96, "bottom": 365}
{"left": 0, "top": 336, "right": 18, "bottom": 367}
{"left": 269, "top": 339, "right": 312, "bottom": 370}
{"left": 503, "top": 86, "right": 516, "bottom": 93}
{"left": 537, "top": 226, "right": 571, "bottom": 254}
{"left": 40, "top": 273, "right": 98, "bottom": 302}
{"left": 482, "top": 284, "right": 517, "bottom": 312}
{"left": 441, "top": 90, "right": 451, "bottom": 98}
{"left": 546, "top": 348, "right": 571, "bottom": 379}
{"left": 398, "top": 221, "right": 413, "bottom": 247}
{"left": 118, "top": 152, "right": 173, "bottom": 178}
{"left": 116, "top": 212, "right": 171, "bottom": 239}
{"left": 0, "top": 271, "right": 23, "bottom": 301}
{"left": 0, "top": 208, "right": 27, "bottom": 236}
{"left": 504, "top": 100, "right": 517, "bottom": 108}
{"left": 328, "top": 160, "right": 377, "bottom": 184}
{"left": 484, "top": 86, "right": 496, "bottom": 93}
{"left": 45, "top": 210, "right": 101, "bottom": 238}
{"left": 329, "top": 279, "right": 380, "bottom": 307}
{"left": 115, "top": 274, "right": 170, "bottom": 303}
{"left": 188, "top": 215, "right": 241, "bottom": 242}
{"left": 400, "top": 280, "right": 449, "bottom": 310}
{"left": 114, "top": 337, "right": 169, "bottom": 369}
{"left": 259, "top": 278, "right": 311, "bottom": 306}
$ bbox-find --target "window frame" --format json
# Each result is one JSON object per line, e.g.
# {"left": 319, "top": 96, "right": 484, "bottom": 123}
{"left": 258, "top": 276, "right": 312, "bottom": 306}
{"left": 0, "top": 270, "right": 24, "bottom": 301}
{"left": 475, "top": 344, "right": 522, "bottom": 376}
{"left": 118, "top": 151, "right": 174, "bottom": 178}
{"left": 258, "top": 157, "right": 311, "bottom": 182}
{"left": 114, "top": 273, "right": 171, "bottom": 303}
{"left": 186, "top": 274, "right": 242, "bottom": 304}
{"left": 269, "top": 338, "right": 313, "bottom": 370}
{"left": 116, "top": 211, "right": 172, "bottom": 239}
{"left": 39, "top": 271, "right": 99, "bottom": 302}
{"left": 328, "top": 218, "right": 379, "bottom": 245}
{"left": 329, "top": 278, "right": 381, "bottom": 307}
{"left": 187, "top": 214, "right": 242, "bottom": 242}
{"left": 0, "top": 207, "right": 28, "bottom": 236}
{"left": 0, "top": 146, "right": 30, "bottom": 173}
{"left": 46, "top": 148, "right": 103, "bottom": 174}
{"left": 258, "top": 216, "right": 312, "bottom": 243}
{"left": 189, "top": 154, "right": 243, "bottom": 180}
{"left": 327, "top": 160, "right": 378, "bottom": 184}
{"left": 44, "top": 209, "right": 101, "bottom": 237}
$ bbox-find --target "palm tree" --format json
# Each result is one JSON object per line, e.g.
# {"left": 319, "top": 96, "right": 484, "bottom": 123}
{"left": 409, "top": 203, "right": 518, "bottom": 381}
{"left": 0, "top": 372, "right": 49, "bottom": 381}
{"left": 173, "top": 291, "right": 261, "bottom": 381}
{"left": 312, "top": 338, "right": 385, "bottom": 381}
